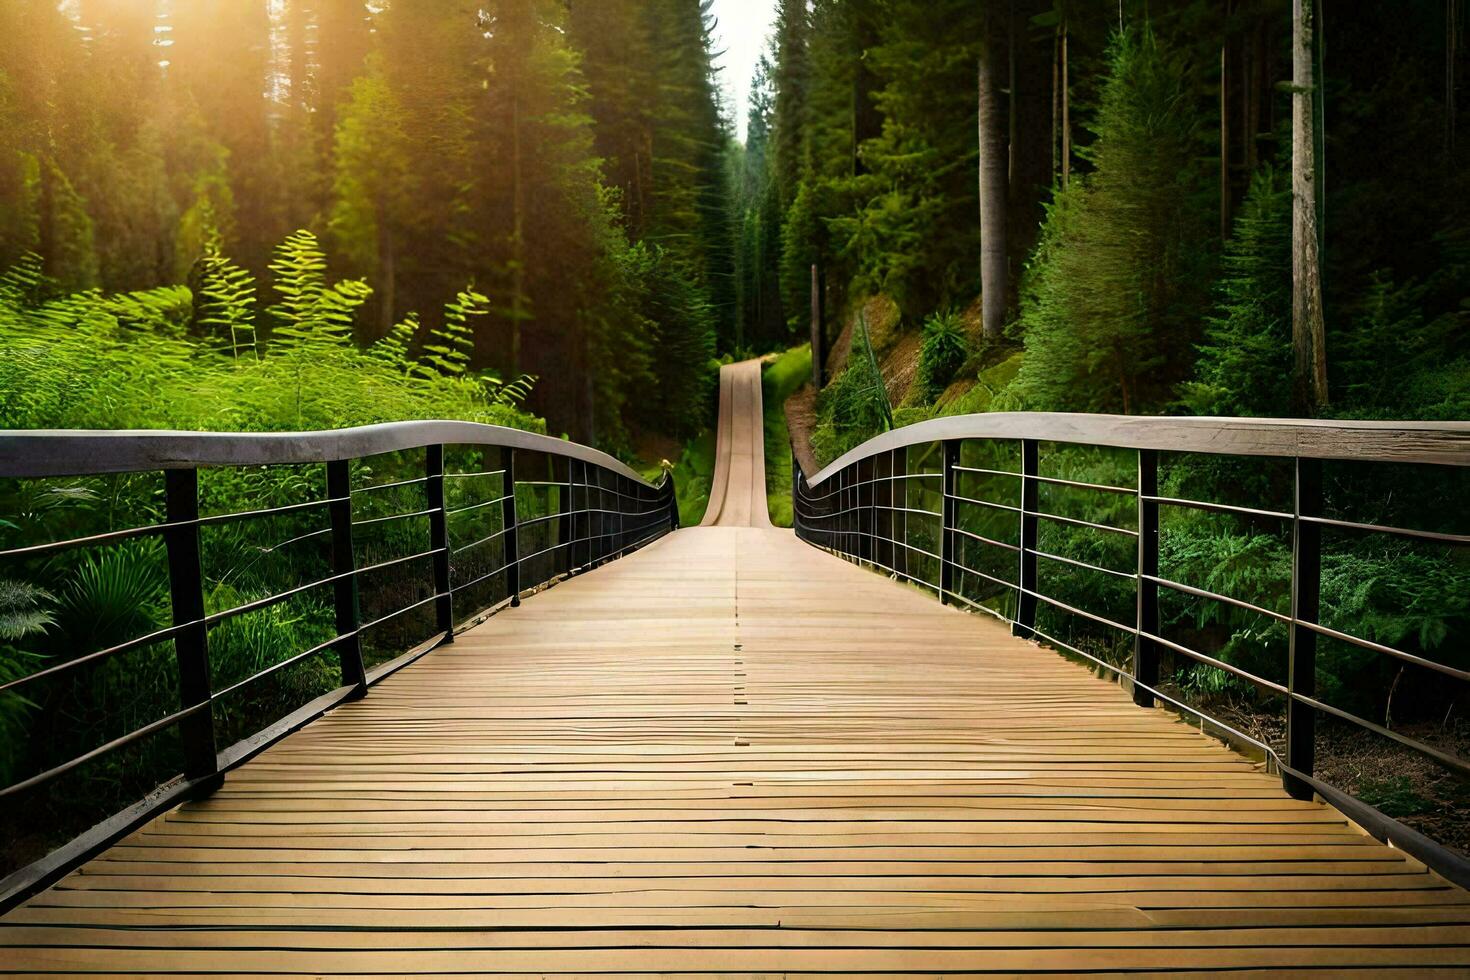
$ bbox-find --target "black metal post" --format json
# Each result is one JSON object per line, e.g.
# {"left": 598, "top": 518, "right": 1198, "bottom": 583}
{"left": 573, "top": 460, "right": 590, "bottom": 571}
{"left": 1015, "top": 439, "right": 1040, "bottom": 638}
{"left": 1285, "top": 455, "right": 1323, "bottom": 800}
{"left": 858, "top": 457, "right": 873, "bottom": 565}
{"left": 501, "top": 448, "right": 521, "bottom": 607}
{"left": 894, "top": 446, "right": 908, "bottom": 582}
{"left": 558, "top": 456, "right": 574, "bottom": 573}
{"left": 1134, "top": 448, "right": 1160, "bottom": 707}
{"left": 791, "top": 448, "right": 802, "bottom": 539}
{"left": 162, "top": 468, "right": 220, "bottom": 792}
{"left": 325, "top": 459, "right": 367, "bottom": 697}
{"left": 940, "top": 440, "right": 959, "bottom": 604}
{"left": 876, "top": 449, "right": 893, "bottom": 571}
{"left": 425, "top": 445, "right": 455, "bottom": 641}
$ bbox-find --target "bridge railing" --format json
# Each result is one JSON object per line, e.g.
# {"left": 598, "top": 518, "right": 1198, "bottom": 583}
{"left": 0, "top": 421, "right": 676, "bottom": 906}
{"left": 793, "top": 413, "right": 1470, "bottom": 884}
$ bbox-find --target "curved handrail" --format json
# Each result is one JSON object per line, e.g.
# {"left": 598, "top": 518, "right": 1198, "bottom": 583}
{"left": 0, "top": 420, "right": 657, "bottom": 484}
{"left": 0, "top": 421, "right": 676, "bottom": 909}
{"left": 804, "top": 412, "right": 1470, "bottom": 484}
{"left": 790, "top": 409, "right": 1470, "bottom": 888}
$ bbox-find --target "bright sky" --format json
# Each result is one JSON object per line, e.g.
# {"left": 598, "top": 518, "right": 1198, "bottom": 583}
{"left": 709, "top": 0, "right": 777, "bottom": 143}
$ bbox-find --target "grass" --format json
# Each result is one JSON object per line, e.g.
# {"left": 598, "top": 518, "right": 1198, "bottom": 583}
{"left": 644, "top": 427, "right": 716, "bottom": 528}
{"left": 762, "top": 344, "right": 812, "bottom": 527}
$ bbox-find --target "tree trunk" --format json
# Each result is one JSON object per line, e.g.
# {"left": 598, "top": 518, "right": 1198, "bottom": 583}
{"left": 977, "top": 8, "right": 1008, "bottom": 340}
{"left": 1291, "top": 0, "right": 1329, "bottom": 413}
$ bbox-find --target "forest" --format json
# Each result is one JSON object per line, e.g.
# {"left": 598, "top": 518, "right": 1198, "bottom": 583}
{"left": 0, "top": 0, "right": 1468, "bottom": 866}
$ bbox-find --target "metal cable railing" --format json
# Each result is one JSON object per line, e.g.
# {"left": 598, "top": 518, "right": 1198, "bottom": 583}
{"left": 0, "top": 421, "right": 677, "bottom": 907}
{"left": 793, "top": 411, "right": 1470, "bottom": 886}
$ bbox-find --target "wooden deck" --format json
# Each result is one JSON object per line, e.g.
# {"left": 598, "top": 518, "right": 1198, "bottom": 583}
{"left": 3, "top": 361, "right": 1469, "bottom": 975}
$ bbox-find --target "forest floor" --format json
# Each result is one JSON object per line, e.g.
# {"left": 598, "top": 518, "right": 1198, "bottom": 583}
{"left": 1163, "top": 686, "right": 1470, "bottom": 860}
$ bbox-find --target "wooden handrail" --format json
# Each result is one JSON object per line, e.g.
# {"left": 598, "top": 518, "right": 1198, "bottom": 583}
{"left": 801, "top": 412, "right": 1470, "bottom": 484}
{"left": 791, "top": 411, "right": 1470, "bottom": 889}
{"left": 0, "top": 419, "right": 657, "bottom": 484}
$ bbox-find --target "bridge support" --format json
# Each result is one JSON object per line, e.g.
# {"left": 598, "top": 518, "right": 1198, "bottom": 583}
{"left": 939, "top": 440, "right": 959, "bottom": 604}
{"left": 501, "top": 448, "right": 521, "bottom": 607}
{"left": 163, "top": 468, "right": 221, "bottom": 794}
{"left": 1014, "top": 439, "right": 1039, "bottom": 636}
{"left": 1285, "top": 456, "right": 1322, "bottom": 800}
{"left": 1134, "top": 449, "right": 1160, "bottom": 707}
{"left": 425, "top": 445, "right": 456, "bottom": 640}
{"left": 326, "top": 459, "right": 368, "bottom": 696}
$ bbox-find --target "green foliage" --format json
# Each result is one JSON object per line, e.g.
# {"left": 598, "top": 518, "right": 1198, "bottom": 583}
{"left": 1356, "top": 776, "right": 1435, "bottom": 818}
{"left": 1184, "top": 166, "right": 1293, "bottom": 416}
{"left": 811, "top": 354, "right": 890, "bottom": 465}
{"left": 916, "top": 309, "right": 967, "bottom": 402}
{"left": 190, "top": 235, "right": 258, "bottom": 361}
{"left": 419, "top": 287, "right": 485, "bottom": 378}
{"left": 622, "top": 245, "right": 719, "bottom": 440}
{"left": 1011, "top": 26, "right": 1212, "bottom": 413}
{"left": 762, "top": 344, "right": 812, "bottom": 525}
{"left": 267, "top": 229, "right": 371, "bottom": 349}
{"left": 0, "top": 578, "right": 50, "bottom": 782}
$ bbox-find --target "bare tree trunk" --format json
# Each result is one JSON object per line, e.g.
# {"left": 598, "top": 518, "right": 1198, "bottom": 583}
{"left": 978, "top": 8, "right": 1008, "bottom": 340}
{"left": 1291, "top": 0, "right": 1329, "bottom": 413}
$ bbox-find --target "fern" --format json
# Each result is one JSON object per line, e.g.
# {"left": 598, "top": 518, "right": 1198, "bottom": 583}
{"left": 267, "top": 229, "right": 371, "bottom": 350}
{"left": 191, "top": 236, "right": 258, "bottom": 360}
{"left": 418, "top": 287, "right": 485, "bottom": 378}
{"left": 372, "top": 313, "right": 419, "bottom": 371}
{"left": 0, "top": 252, "right": 47, "bottom": 310}
{"left": 0, "top": 578, "right": 49, "bottom": 783}
{"left": 0, "top": 579, "right": 54, "bottom": 641}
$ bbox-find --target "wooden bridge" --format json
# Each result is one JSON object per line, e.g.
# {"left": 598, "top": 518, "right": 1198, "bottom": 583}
{"left": 2, "top": 361, "right": 1470, "bottom": 974}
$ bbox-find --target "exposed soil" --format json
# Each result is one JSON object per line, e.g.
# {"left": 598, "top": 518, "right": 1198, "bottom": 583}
{"left": 1161, "top": 686, "right": 1470, "bottom": 860}
{"left": 784, "top": 383, "right": 820, "bottom": 480}
{"left": 881, "top": 329, "right": 923, "bottom": 407}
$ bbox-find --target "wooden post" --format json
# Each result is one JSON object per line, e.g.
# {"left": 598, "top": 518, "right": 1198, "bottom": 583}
{"left": 325, "top": 459, "right": 367, "bottom": 696}
{"left": 162, "top": 468, "right": 220, "bottom": 791}
{"left": 425, "top": 445, "right": 455, "bottom": 641}
{"left": 939, "top": 440, "right": 960, "bottom": 604}
{"left": 1134, "top": 449, "right": 1160, "bottom": 707}
{"left": 810, "top": 263, "right": 825, "bottom": 389}
{"left": 1285, "top": 456, "right": 1322, "bottom": 800}
{"left": 1015, "top": 439, "right": 1039, "bottom": 637}
{"left": 501, "top": 448, "right": 521, "bottom": 607}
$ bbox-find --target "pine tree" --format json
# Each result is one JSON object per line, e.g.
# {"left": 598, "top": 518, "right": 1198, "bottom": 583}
{"left": 1185, "top": 166, "right": 1293, "bottom": 417}
{"left": 330, "top": 58, "right": 414, "bottom": 339}
{"left": 1013, "top": 26, "right": 1213, "bottom": 413}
